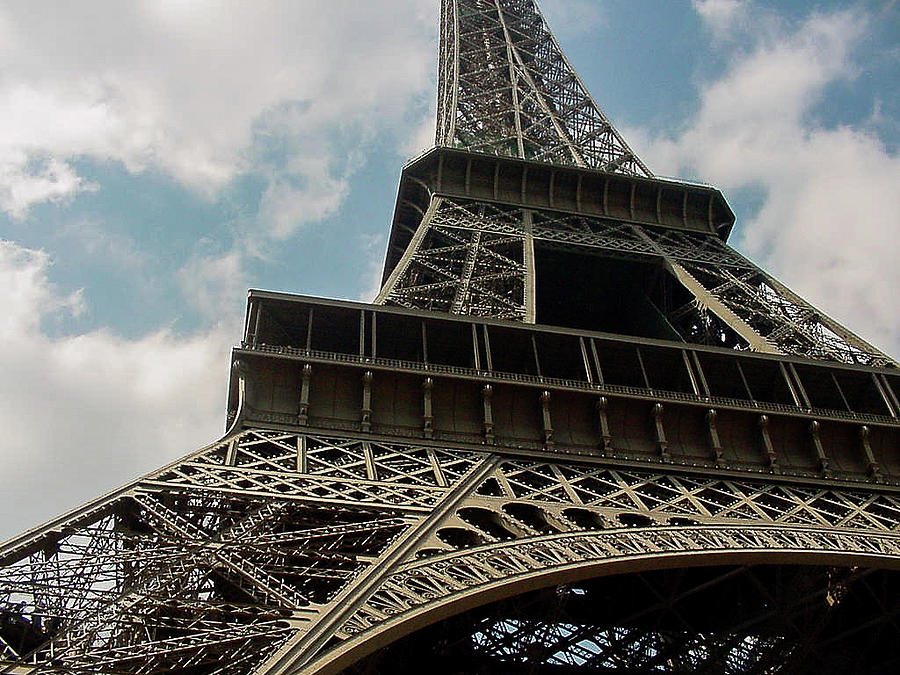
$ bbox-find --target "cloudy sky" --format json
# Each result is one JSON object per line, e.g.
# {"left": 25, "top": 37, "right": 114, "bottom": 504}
{"left": 0, "top": 0, "right": 897, "bottom": 540}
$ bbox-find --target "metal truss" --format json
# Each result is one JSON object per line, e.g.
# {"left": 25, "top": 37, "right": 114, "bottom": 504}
{"left": 379, "top": 195, "right": 894, "bottom": 367}
{"left": 437, "top": 0, "right": 650, "bottom": 175}
{"left": 335, "top": 454, "right": 900, "bottom": 640}
{"left": 0, "top": 431, "right": 444, "bottom": 673}
{"left": 3, "top": 430, "right": 899, "bottom": 673}
{"left": 671, "top": 256, "right": 894, "bottom": 366}
{"left": 3, "top": 1, "right": 897, "bottom": 674}
{"left": 344, "top": 565, "right": 900, "bottom": 674}
{"left": 377, "top": 197, "right": 532, "bottom": 320}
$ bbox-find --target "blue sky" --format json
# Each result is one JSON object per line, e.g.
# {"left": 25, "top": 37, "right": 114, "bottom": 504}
{"left": 0, "top": 0, "right": 897, "bottom": 539}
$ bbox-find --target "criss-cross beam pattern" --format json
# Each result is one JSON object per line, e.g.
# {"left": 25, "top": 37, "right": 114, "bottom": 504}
{"left": 379, "top": 194, "right": 895, "bottom": 366}
{"left": 377, "top": 197, "right": 533, "bottom": 321}
{"left": 4, "top": 431, "right": 899, "bottom": 673}
{"left": 437, "top": 0, "right": 650, "bottom": 175}
{"left": 0, "top": 431, "right": 479, "bottom": 673}
{"left": 344, "top": 566, "right": 900, "bottom": 675}
{"left": 2, "top": 1, "right": 898, "bottom": 674}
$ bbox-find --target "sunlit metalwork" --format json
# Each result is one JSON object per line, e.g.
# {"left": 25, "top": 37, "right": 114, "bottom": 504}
{"left": 2, "top": 1, "right": 898, "bottom": 674}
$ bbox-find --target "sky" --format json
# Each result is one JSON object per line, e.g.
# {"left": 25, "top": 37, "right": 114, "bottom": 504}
{"left": 0, "top": 0, "right": 897, "bottom": 541}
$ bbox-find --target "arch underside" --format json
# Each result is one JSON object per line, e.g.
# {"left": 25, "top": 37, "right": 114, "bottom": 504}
{"left": 343, "top": 562, "right": 900, "bottom": 674}
{"left": 4, "top": 432, "right": 899, "bottom": 674}
{"left": 299, "top": 524, "right": 900, "bottom": 675}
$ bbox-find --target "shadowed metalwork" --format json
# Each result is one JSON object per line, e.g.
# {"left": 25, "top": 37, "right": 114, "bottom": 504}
{"left": 2, "top": 1, "right": 898, "bottom": 674}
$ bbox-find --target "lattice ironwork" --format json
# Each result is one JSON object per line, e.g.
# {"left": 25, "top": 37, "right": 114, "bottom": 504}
{"left": 378, "top": 197, "right": 531, "bottom": 320}
{"left": 437, "top": 0, "right": 650, "bottom": 175}
{"left": 345, "top": 566, "right": 900, "bottom": 674}
{"left": 3, "top": 1, "right": 897, "bottom": 673}
{"left": 4, "top": 432, "right": 898, "bottom": 673}
{"left": 380, "top": 195, "right": 894, "bottom": 367}
{"left": 0, "top": 431, "right": 465, "bottom": 673}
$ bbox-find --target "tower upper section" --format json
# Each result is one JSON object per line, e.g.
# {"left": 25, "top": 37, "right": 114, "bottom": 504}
{"left": 373, "top": 0, "right": 895, "bottom": 369}
{"left": 437, "top": 0, "right": 651, "bottom": 176}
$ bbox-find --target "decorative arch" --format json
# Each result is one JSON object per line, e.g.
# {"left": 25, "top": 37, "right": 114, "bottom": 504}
{"left": 299, "top": 524, "right": 900, "bottom": 674}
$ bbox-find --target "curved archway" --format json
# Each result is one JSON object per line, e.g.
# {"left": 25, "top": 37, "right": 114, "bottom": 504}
{"left": 302, "top": 524, "right": 900, "bottom": 674}
{"left": 343, "top": 563, "right": 900, "bottom": 674}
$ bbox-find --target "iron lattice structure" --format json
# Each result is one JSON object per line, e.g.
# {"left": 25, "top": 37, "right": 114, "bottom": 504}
{"left": 435, "top": 0, "right": 649, "bottom": 174}
{"left": 2, "top": 1, "right": 899, "bottom": 674}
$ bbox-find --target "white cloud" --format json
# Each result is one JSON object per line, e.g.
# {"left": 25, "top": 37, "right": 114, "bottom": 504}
{"left": 0, "top": 240, "right": 232, "bottom": 539}
{"left": 540, "top": 0, "right": 607, "bottom": 39}
{"left": 0, "top": 155, "right": 94, "bottom": 218}
{"left": 357, "top": 232, "right": 388, "bottom": 302}
{"left": 258, "top": 163, "right": 351, "bottom": 238}
{"left": 60, "top": 218, "right": 148, "bottom": 271}
{"left": 400, "top": 112, "right": 438, "bottom": 159}
{"left": 0, "top": 2, "right": 441, "bottom": 539}
{"left": 177, "top": 248, "right": 248, "bottom": 322}
{"left": 0, "top": 1, "right": 436, "bottom": 223}
{"left": 693, "top": 0, "right": 748, "bottom": 36}
{"left": 634, "top": 8, "right": 899, "bottom": 356}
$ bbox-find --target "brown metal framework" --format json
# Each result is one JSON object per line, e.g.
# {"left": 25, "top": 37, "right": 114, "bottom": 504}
{"left": 1, "top": 1, "right": 898, "bottom": 674}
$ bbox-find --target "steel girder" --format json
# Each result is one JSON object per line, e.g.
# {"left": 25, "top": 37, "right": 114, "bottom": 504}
{"left": 342, "top": 566, "right": 900, "bottom": 674}
{"left": 4, "top": 429, "right": 898, "bottom": 673}
{"left": 377, "top": 197, "right": 533, "bottom": 321}
{"left": 378, "top": 196, "right": 894, "bottom": 367}
{"left": 3, "top": 1, "right": 898, "bottom": 673}
{"left": 437, "top": 0, "right": 650, "bottom": 175}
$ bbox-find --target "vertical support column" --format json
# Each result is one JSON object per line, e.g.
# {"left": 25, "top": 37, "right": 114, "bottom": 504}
{"left": 531, "top": 335, "right": 542, "bottom": 377}
{"left": 296, "top": 435, "right": 307, "bottom": 474}
{"left": 736, "top": 360, "right": 754, "bottom": 402}
{"left": 706, "top": 409, "right": 723, "bottom": 463}
{"left": 692, "top": 352, "right": 712, "bottom": 399}
{"left": 451, "top": 231, "right": 481, "bottom": 315}
{"left": 363, "top": 443, "right": 378, "bottom": 481}
{"left": 779, "top": 363, "right": 803, "bottom": 408}
{"left": 522, "top": 210, "right": 536, "bottom": 324}
{"left": 228, "top": 358, "right": 248, "bottom": 432}
{"left": 872, "top": 374, "right": 898, "bottom": 418}
{"left": 831, "top": 372, "right": 852, "bottom": 412}
{"left": 482, "top": 325, "right": 494, "bottom": 371}
{"left": 298, "top": 364, "right": 311, "bottom": 427}
{"left": 427, "top": 447, "right": 447, "bottom": 487}
{"left": 590, "top": 338, "right": 604, "bottom": 386}
{"left": 361, "top": 371, "right": 373, "bottom": 432}
{"left": 305, "top": 307, "right": 314, "bottom": 354}
{"left": 251, "top": 298, "right": 263, "bottom": 348}
{"left": 787, "top": 364, "right": 812, "bottom": 410}
{"left": 681, "top": 350, "right": 701, "bottom": 397}
{"left": 579, "top": 337, "right": 593, "bottom": 384}
{"left": 809, "top": 421, "right": 831, "bottom": 477}
{"left": 482, "top": 384, "right": 495, "bottom": 444}
{"left": 650, "top": 403, "right": 669, "bottom": 460}
{"left": 879, "top": 374, "right": 900, "bottom": 416}
{"left": 540, "top": 390, "right": 553, "bottom": 448}
{"left": 859, "top": 426, "right": 882, "bottom": 482}
{"left": 421, "top": 321, "right": 429, "bottom": 364}
{"left": 758, "top": 414, "right": 779, "bottom": 473}
{"left": 422, "top": 377, "right": 434, "bottom": 439}
{"left": 224, "top": 438, "right": 239, "bottom": 466}
{"left": 472, "top": 324, "right": 482, "bottom": 371}
{"left": 245, "top": 297, "right": 258, "bottom": 347}
{"left": 595, "top": 396, "right": 612, "bottom": 451}
{"left": 635, "top": 348, "right": 651, "bottom": 390}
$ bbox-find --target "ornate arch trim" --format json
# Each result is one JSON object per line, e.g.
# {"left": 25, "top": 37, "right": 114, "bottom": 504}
{"left": 302, "top": 524, "right": 900, "bottom": 675}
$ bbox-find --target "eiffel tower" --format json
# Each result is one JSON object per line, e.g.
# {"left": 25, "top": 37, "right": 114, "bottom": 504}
{"left": 3, "top": 1, "right": 899, "bottom": 673}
